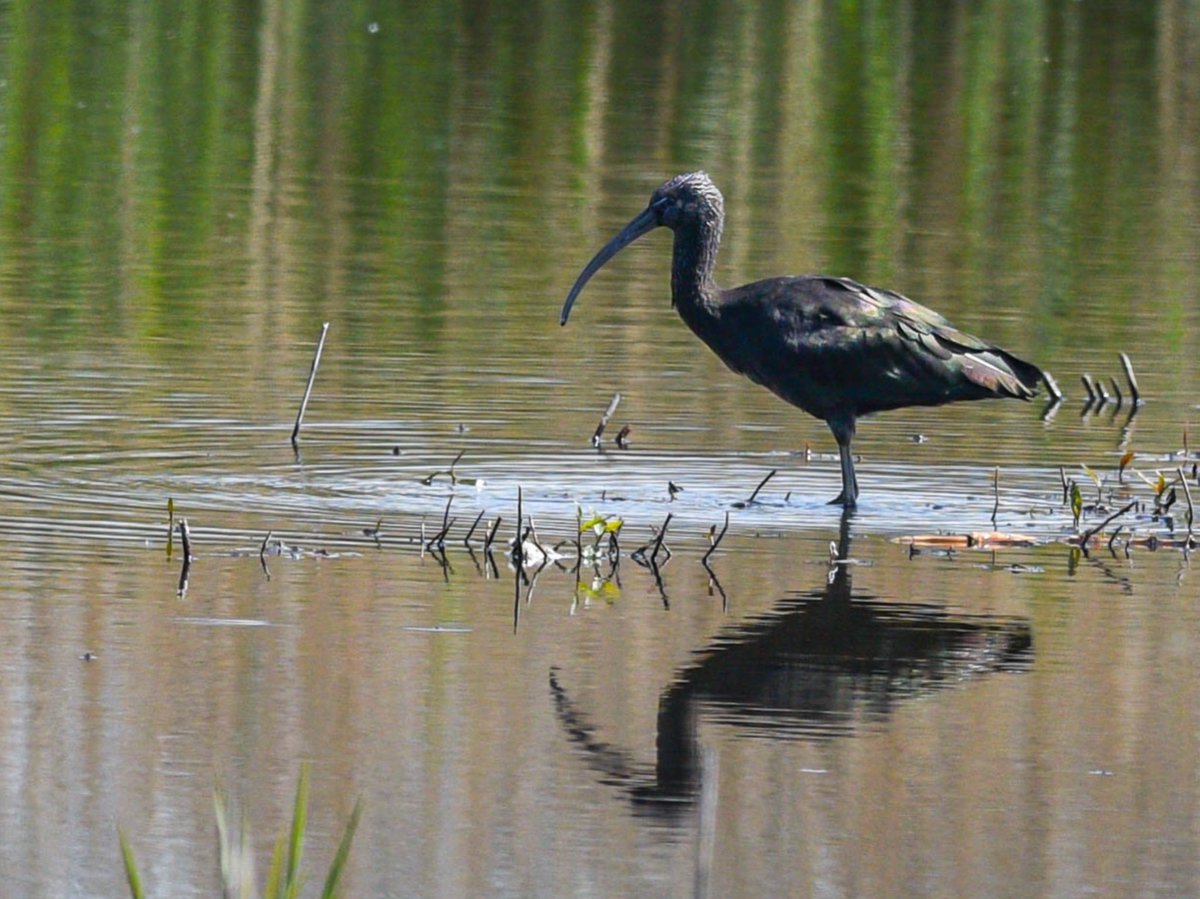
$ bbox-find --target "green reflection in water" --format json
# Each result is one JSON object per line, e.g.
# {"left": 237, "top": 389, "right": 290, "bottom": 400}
{"left": 0, "top": 0, "right": 1195, "bottom": 380}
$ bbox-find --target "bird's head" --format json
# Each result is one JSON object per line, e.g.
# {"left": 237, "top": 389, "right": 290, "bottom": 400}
{"left": 560, "top": 172, "right": 724, "bottom": 325}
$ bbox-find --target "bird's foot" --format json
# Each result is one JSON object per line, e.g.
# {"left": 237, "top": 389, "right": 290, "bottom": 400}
{"left": 827, "top": 492, "right": 857, "bottom": 508}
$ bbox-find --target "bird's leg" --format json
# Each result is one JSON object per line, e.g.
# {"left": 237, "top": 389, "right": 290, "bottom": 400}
{"left": 826, "top": 417, "right": 859, "bottom": 508}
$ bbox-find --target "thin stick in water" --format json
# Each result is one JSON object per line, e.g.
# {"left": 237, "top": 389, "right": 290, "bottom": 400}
{"left": 991, "top": 467, "right": 1000, "bottom": 528}
{"left": 448, "top": 449, "right": 466, "bottom": 484}
{"left": 1119, "top": 352, "right": 1141, "bottom": 405}
{"left": 259, "top": 529, "right": 273, "bottom": 578}
{"left": 179, "top": 519, "right": 193, "bottom": 561}
{"left": 463, "top": 509, "right": 487, "bottom": 547}
{"left": 743, "top": 469, "right": 777, "bottom": 505}
{"left": 484, "top": 516, "right": 502, "bottom": 554}
{"left": 526, "top": 518, "right": 548, "bottom": 559}
{"left": 574, "top": 506, "right": 583, "bottom": 575}
{"left": 1107, "top": 525, "right": 1123, "bottom": 555}
{"left": 166, "top": 497, "right": 175, "bottom": 559}
{"left": 426, "top": 496, "right": 456, "bottom": 550}
{"left": 649, "top": 513, "right": 673, "bottom": 565}
{"left": 291, "top": 322, "right": 330, "bottom": 447}
{"left": 592, "top": 393, "right": 622, "bottom": 447}
{"left": 1177, "top": 467, "right": 1194, "bottom": 537}
{"left": 513, "top": 486, "right": 524, "bottom": 564}
{"left": 1042, "top": 371, "right": 1064, "bottom": 402}
{"left": 702, "top": 512, "right": 731, "bottom": 566}
{"left": 177, "top": 519, "right": 192, "bottom": 596}
{"left": 1079, "top": 500, "right": 1137, "bottom": 552}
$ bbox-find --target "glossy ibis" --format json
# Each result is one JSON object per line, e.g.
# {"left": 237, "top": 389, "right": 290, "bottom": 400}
{"left": 560, "top": 172, "right": 1045, "bottom": 507}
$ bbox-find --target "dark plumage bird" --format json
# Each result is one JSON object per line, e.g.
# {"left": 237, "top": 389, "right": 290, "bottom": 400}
{"left": 560, "top": 171, "right": 1045, "bottom": 507}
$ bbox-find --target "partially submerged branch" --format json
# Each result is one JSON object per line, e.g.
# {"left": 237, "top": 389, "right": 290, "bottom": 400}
{"left": 592, "top": 393, "right": 621, "bottom": 448}
{"left": 701, "top": 512, "right": 731, "bottom": 566}
{"left": 1119, "top": 352, "right": 1142, "bottom": 406}
{"left": 733, "top": 469, "right": 777, "bottom": 508}
{"left": 291, "top": 322, "right": 330, "bottom": 448}
{"left": 1077, "top": 500, "right": 1138, "bottom": 554}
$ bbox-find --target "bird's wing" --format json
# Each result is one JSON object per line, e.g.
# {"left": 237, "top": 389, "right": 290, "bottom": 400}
{"left": 820, "top": 278, "right": 1041, "bottom": 400}
{"left": 717, "top": 277, "right": 1040, "bottom": 415}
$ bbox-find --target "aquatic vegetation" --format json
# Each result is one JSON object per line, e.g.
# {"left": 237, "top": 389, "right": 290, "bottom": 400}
{"left": 119, "top": 766, "right": 362, "bottom": 899}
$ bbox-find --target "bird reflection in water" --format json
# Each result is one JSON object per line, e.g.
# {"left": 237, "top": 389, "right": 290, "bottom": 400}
{"left": 548, "top": 512, "right": 1033, "bottom": 824}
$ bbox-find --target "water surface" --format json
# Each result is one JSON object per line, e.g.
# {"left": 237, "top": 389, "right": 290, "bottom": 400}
{"left": 1, "top": 2, "right": 1199, "bottom": 896}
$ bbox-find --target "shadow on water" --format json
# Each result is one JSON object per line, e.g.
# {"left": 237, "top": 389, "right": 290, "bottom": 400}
{"left": 549, "top": 511, "right": 1034, "bottom": 826}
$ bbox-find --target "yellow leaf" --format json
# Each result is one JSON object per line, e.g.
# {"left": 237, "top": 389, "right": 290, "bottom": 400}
{"left": 580, "top": 515, "right": 606, "bottom": 533}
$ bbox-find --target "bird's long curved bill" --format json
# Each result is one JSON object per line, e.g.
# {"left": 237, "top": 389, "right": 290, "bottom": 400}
{"left": 559, "top": 207, "right": 658, "bottom": 325}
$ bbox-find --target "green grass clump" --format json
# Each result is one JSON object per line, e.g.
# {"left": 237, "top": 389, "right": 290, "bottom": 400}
{"left": 120, "top": 765, "right": 362, "bottom": 899}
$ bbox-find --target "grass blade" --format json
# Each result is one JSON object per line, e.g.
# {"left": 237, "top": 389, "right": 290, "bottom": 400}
{"left": 118, "top": 828, "right": 146, "bottom": 899}
{"left": 319, "top": 799, "right": 363, "bottom": 898}
{"left": 214, "top": 790, "right": 231, "bottom": 891}
{"left": 284, "top": 764, "right": 310, "bottom": 897}
{"left": 265, "top": 830, "right": 287, "bottom": 899}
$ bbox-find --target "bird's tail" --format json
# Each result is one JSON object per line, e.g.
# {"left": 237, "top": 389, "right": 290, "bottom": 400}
{"left": 962, "top": 349, "right": 1044, "bottom": 400}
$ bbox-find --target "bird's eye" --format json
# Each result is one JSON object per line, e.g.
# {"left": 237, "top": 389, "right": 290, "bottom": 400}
{"left": 656, "top": 199, "right": 680, "bottom": 226}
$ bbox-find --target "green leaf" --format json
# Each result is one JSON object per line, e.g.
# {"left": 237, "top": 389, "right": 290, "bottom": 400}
{"left": 284, "top": 764, "right": 310, "bottom": 897}
{"left": 1070, "top": 481, "right": 1083, "bottom": 526}
{"left": 118, "top": 829, "right": 145, "bottom": 899}
{"left": 319, "top": 799, "right": 363, "bottom": 899}
{"left": 266, "top": 830, "right": 287, "bottom": 899}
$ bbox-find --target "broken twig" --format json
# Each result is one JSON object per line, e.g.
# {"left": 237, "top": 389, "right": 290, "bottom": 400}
{"left": 291, "top": 322, "right": 330, "bottom": 447}
{"left": 484, "top": 516, "right": 502, "bottom": 554}
{"left": 426, "top": 497, "right": 455, "bottom": 550}
{"left": 991, "top": 467, "right": 1000, "bottom": 528}
{"left": 1177, "top": 467, "right": 1194, "bottom": 538}
{"left": 1107, "top": 525, "right": 1123, "bottom": 555}
{"left": 1078, "top": 500, "right": 1137, "bottom": 552}
{"left": 1042, "top": 371, "right": 1064, "bottom": 402}
{"left": 701, "top": 512, "right": 731, "bottom": 566}
{"left": 463, "top": 509, "right": 487, "bottom": 547}
{"left": 639, "top": 513, "right": 672, "bottom": 566}
{"left": 1080, "top": 375, "right": 1096, "bottom": 404}
{"left": 1119, "top": 352, "right": 1141, "bottom": 406}
{"left": 592, "top": 393, "right": 621, "bottom": 447}
{"left": 513, "top": 486, "right": 524, "bottom": 564}
{"left": 177, "top": 519, "right": 192, "bottom": 596}
{"left": 734, "top": 469, "right": 777, "bottom": 507}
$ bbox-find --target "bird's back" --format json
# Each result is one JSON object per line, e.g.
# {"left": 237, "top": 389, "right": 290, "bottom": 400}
{"left": 684, "top": 275, "right": 1042, "bottom": 421}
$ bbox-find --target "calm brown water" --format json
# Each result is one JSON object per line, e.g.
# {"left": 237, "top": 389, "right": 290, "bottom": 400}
{"left": 2, "top": 2, "right": 1200, "bottom": 897}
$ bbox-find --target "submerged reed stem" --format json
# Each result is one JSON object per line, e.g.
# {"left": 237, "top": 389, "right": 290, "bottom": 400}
{"left": 292, "top": 322, "right": 330, "bottom": 447}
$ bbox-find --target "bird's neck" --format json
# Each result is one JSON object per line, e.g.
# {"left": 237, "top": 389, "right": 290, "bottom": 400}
{"left": 670, "top": 222, "right": 722, "bottom": 318}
